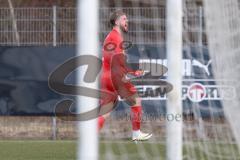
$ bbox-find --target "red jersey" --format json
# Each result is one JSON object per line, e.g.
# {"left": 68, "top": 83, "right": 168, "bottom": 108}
{"left": 102, "top": 28, "right": 130, "bottom": 74}
{"left": 100, "top": 28, "right": 137, "bottom": 105}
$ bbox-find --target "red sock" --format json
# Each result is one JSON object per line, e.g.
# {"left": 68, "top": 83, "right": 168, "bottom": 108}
{"left": 98, "top": 116, "right": 105, "bottom": 131}
{"left": 131, "top": 106, "right": 142, "bottom": 130}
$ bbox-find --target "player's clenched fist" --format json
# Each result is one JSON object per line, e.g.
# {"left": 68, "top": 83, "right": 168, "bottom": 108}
{"left": 134, "top": 70, "right": 144, "bottom": 76}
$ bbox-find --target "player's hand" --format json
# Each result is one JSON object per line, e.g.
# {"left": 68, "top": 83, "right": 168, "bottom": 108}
{"left": 134, "top": 70, "right": 144, "bottom": 76}
{"left": 122, "top": 76, "right": 130, "bottom": 83}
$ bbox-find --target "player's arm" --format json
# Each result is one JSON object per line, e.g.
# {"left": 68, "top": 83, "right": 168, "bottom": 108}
{"left": 117, "top": 52, "right": 144, "bottom": 77}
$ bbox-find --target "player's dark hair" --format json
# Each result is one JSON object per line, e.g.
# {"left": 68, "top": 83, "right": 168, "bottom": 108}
{"left": 109, "top": 10, "right": 126, "bottom": 28}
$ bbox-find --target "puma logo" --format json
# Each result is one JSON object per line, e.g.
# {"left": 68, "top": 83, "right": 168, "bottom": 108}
{"left": 192, "top": 60, "right": 212, "bottom": 76}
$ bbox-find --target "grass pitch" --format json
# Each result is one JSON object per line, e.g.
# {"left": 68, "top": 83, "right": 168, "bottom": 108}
{"left": 0, "top": 140, "right": 166, "bottom": 160}
{"left": 0, "top": 140, "right": 76, "bottom": 160}
{"left": 0, "top": 140, "right": 239, "bottom": 160}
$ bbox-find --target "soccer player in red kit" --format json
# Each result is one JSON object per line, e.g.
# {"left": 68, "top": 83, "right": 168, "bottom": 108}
{"left": 98, "top": 10, "right": 152, "bottom": 141}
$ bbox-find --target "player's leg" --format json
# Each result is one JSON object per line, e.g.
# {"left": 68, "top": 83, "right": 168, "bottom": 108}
{"left": 127, "top": 94, "right": 141, "bottom": 132}
{"left": 98, "top": 101, "right": 114, "bottom": 131}
{"left": 125, "top": 94, "right": 152, "bottom": 141}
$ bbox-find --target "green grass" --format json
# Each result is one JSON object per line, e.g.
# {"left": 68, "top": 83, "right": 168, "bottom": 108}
{"left": 100, "top": 141, "right": 166, "bottom": 160}
{"left": 0, "top": 140, "right": 77, "bottom": 160}
{"left": 0, "top": 140, "right": 166, "bottom": 160}
{"left": 0, "top": 140, "right": 239, "bottom": 160}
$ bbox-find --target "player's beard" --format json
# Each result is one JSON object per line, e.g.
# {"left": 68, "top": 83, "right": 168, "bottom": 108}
{"left": 120, "top": 23, "right": 128, "bottom": 33}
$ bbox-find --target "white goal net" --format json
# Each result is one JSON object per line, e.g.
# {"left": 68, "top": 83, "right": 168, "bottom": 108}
{"left": 0, "top": 0, "right": 239, "bottom": 159}
{"left": 97, "top": 0, "right": 240, "bottom": 159}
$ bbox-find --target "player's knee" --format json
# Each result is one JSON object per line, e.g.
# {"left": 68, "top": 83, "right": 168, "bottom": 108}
{"left": 124, "top": 95, "right": 136, "bottom": 106}
{"left": 125, "top": 97, "right": 137, "bottom": 106}
{"left": 135, "top": 97, "right": 141, "bottom": 106}
{"left": 125, "top": 94, "right": 141, "bottom": 106}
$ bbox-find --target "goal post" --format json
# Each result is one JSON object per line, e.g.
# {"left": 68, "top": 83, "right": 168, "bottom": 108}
{"left": 77, "top": 0, "right": 99, "bottom": 160}
{"left": 166, "top": 0, "right": 183, "bottom": 160}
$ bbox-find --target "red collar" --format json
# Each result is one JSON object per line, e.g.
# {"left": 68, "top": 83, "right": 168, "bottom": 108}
{"left": 112, "top": 28, "right": 123, "bottom": 39}
{"left": 112, "top": 28, "right": 121, "bottom": 34}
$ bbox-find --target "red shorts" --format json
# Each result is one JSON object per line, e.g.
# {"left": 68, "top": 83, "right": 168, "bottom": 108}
{"left": 100, "top": 71, "right": 137, "bottom": 106}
